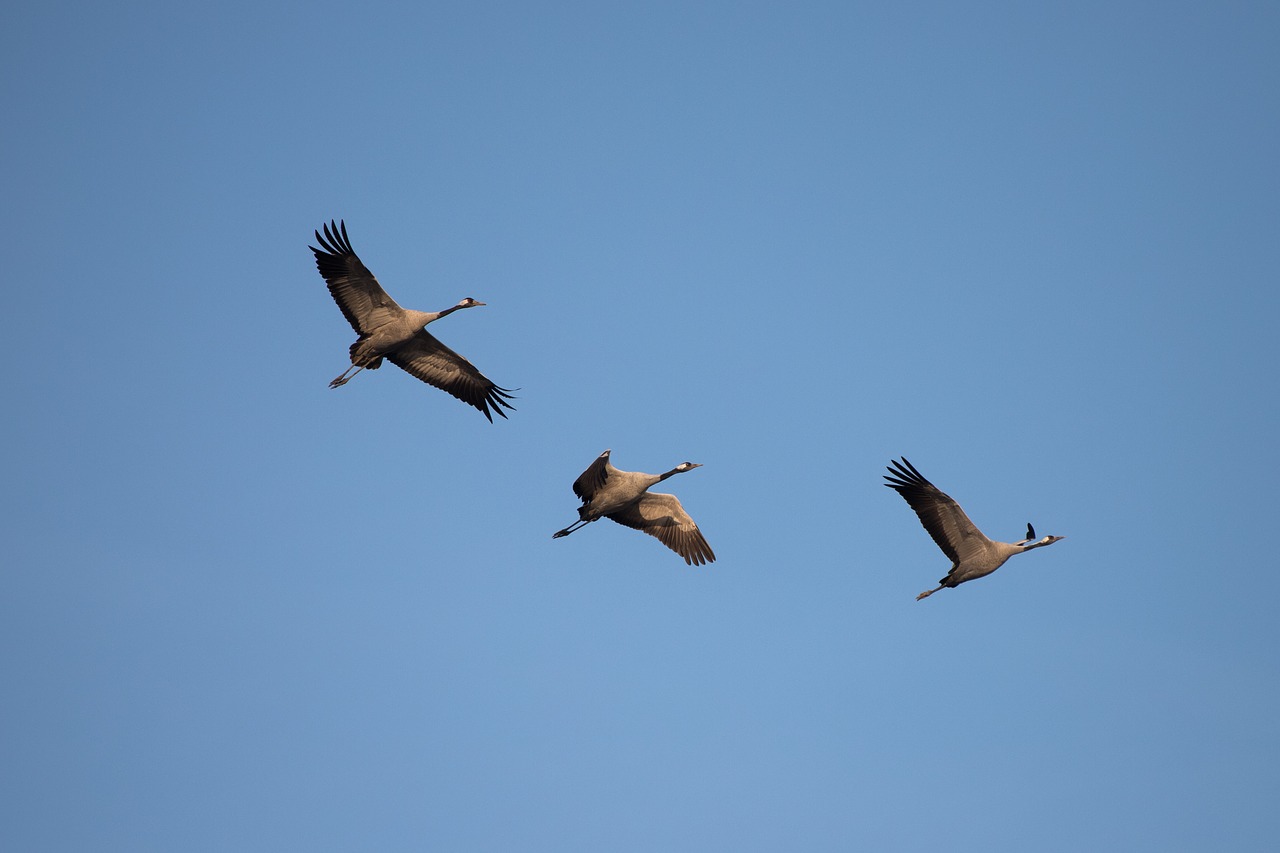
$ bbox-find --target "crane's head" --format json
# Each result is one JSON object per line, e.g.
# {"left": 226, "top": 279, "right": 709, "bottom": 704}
{"left": 456, "top": 297, "right": 486, "bottom": 309}
{"left": 1023, "top": 534, "right": 1065, "bottom": 551}
{"left": 659, "top": 461, "right": 702, "bottom": 481}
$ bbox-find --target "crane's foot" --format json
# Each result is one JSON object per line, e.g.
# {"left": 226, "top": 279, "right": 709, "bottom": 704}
{"left": 552, "top": 529, "right": 571, "bottom": 539}
{"left": 329, "top": 365, "right": 365, "bottom": 388}
{"left": 916, "top": 588, "right": 937, "bottom": 601}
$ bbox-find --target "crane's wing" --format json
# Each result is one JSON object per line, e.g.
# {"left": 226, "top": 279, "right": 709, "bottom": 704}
{"left": 310, "top": 220, "right": 404, "bottom": 335}
{"left": 607, "top": 492, "right": 716, "bottom": 566}
{"left": 884, "top": 457, "right": 991, "bottom": 564}
{"left": 571, "top": 450, "right": 615, "bottom": 503}
{"left": 386, "top": 330, "right": 516, "bottom": 422}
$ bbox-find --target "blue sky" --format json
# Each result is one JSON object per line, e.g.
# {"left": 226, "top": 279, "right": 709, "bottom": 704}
{"left": 4, "top": 1, "right": 1278, "bottom": 849}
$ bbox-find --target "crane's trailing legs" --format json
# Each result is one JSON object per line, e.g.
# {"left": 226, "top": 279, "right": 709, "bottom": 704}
{"left": 552, "top": 519, "right": 592, "bottom": 538}
{"left": 329, "top": 365, "right": 366, "bottom": 389}
{"left": 916, "top": 586, "right": 943, "bottom": 601}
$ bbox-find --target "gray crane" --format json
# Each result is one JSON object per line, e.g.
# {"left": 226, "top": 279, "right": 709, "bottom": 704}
{"left": 884, "top": 457, "right": 1064, "bottom": 600}
{"left": 310, "top": 220, "right": 515, "bottom": 422}
{"left": 553, "top": 449, "right": 715, "bottom": 566}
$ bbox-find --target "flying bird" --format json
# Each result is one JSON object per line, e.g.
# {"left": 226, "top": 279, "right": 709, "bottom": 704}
{"left": 553, "top": 449, "right": 715, "bottom": 566}
{"left": 884, "top": 457, "right": 1064, "bottom": 600}
{"left": 310, "top": 220, "right": 515, "bottom": 421}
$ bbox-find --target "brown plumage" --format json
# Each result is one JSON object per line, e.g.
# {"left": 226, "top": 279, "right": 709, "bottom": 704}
{"left": 884, "top": 457, "right": 1064, "bottom": 600}
{"left": 553, "top": 449, "right": 715, "bottom": 566}
{"left": 310, "top": 220, "right": 515, "bottom": 421}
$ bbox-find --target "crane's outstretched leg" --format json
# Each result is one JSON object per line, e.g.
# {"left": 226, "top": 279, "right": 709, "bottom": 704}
{"left": 330, "top": 365, "right": 365, "bottom": 388}
{"left": 553, "top": 519, "right": 590, "bottom": 538}
{"left": 916, "top": 586, "right": 942, "bottom": 601}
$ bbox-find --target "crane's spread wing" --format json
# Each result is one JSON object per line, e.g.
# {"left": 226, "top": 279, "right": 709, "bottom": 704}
{"left": 386, "top": 330, "right": 516, "bottom": 422}
{"left": 571, "top": 450, "right": 615, "bottom": 503}
{"left": 884, "top": 457, "right": 990, "bottom": 564}
{"left": 310, "top": 220, "right": 404, "bottom": 335}
{"left": 607, "top": 492, "right": 716, "bottom": 566}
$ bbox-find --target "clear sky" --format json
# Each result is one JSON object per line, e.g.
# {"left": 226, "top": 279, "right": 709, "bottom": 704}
{"left": 4, "top": 1, "right": 1278, "bottom": 850}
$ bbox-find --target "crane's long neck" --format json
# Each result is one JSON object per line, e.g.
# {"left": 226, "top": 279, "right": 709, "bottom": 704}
{"left": 406, "top": 309, "right": 444, "bottom": 327}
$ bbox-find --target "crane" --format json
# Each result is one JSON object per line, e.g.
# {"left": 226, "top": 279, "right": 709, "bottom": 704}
{"left": 884, "top": 457, "right": 1064, "bottom": 600}
{"left": 310, "top": 220, "right": 515, "bottom": 421}
{"left": 553, "top": 450, "right": 715, "bottom": 565}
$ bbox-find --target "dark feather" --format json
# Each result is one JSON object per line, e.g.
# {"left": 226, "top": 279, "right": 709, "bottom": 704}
{"left": 884, "top": 457, "right": 987, "bottom": 564}
{"left": 386, "top": 332, "right": 515, "bottom": 422}
{"left": 310, "top": 220, "right": 401, "bottom": 335}
{"left": 571, "top": 450, "right": 614, "bottom": 502}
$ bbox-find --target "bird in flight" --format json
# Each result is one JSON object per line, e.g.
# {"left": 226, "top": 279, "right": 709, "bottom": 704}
{"left": 554, "top": 449, "right": 715, "bottom": 566}
{"left": 884, "top": 457, "right": 1064, "bottom": 600}
{"left": 310, "top": 220, "right": 515, "bottom": 421}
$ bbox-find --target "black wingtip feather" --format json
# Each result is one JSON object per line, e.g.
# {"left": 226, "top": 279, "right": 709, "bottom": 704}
{"left": 310, "top": 219, "right": 353, "bottom": 258}
{"left": 884, "top": 456, "right": 934, "bottom": 491}
{"left": 479, "top": 385, "right": 518, "bottom": 422}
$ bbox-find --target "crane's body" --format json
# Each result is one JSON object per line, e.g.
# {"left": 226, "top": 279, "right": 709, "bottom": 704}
{"left": 883, "top": 457, "right": 1064, "bottom": 600}
{"left": 310, "top": 220, "right": 515, "bottom": 421}
{"left": 337, "top": 307, "right": 462, "bottom": 382}
{"left": 554, "top": 449, "right": 715, "bottom": 566}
